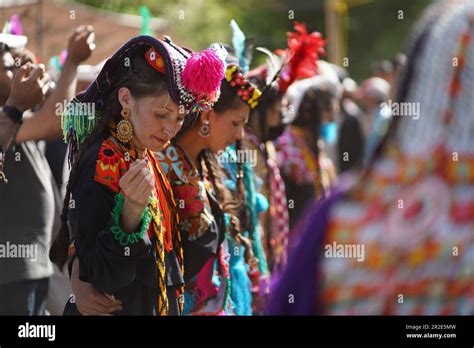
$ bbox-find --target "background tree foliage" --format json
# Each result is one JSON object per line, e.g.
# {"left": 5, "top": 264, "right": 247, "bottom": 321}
{"left": 76, "top": 0, "right": 433, "bottom": 81}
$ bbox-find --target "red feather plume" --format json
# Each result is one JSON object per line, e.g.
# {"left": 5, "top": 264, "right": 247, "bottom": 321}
{"left": 276, "top": 21, "right": 326, "bottom": 93}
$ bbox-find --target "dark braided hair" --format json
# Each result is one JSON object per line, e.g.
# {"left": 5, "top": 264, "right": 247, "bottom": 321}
{"left": 50, "top": 45, "right": 168, "bottom": 269}
{"left": 233, "top": 139, "right": 249, "bottom": 231}
{"left": 201, "top": 149, "right": 243, "bottom": 237}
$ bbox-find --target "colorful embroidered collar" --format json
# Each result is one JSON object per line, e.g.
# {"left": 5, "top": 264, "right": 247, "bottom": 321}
{"left": 157, "top": 142, "right": 216, "bottom": 241}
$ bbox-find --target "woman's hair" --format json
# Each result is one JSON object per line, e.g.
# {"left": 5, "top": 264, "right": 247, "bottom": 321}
{"left": 213, "top": 79, "right": 245, "bottom": 113}
{"left": 50, "top": 45, "right": 168, "bottom": 269}
{"left": 293, "top": 83, "right": 335, "bottom": 139}
{"left": 249, "top": 82, "right": 283, "bottom": 142}
{"left": 201, "top": 149, "right": 245, "bottom": 237}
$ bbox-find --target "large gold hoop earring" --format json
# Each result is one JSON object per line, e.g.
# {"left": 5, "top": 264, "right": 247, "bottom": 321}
{"left": 116, "top": 108, "right": 134, "bottom": 143}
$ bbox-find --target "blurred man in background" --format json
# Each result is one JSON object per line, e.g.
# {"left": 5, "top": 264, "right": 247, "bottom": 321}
{"left": 0, "top": 26, "right": 95, "bottom": 315}
{"left": 353, "top": 76, "right": 391, "bottom": 164}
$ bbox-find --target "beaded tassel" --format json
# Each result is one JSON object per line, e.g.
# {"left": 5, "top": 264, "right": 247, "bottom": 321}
{"left": 61, "top": 97, "right": 99, "bottom": 149}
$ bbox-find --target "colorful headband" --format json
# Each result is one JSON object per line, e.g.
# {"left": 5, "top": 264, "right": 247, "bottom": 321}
{"left": 225, "top": 64, "right": 261, "bottom": 109}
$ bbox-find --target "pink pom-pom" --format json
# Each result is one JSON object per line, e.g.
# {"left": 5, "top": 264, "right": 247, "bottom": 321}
{"left": 182, "top": 48, "right": 225, "bottom": 101}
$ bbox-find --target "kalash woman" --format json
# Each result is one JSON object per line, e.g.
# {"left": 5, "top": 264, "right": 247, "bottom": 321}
{"left": 157, "top": 58, "right": 262, "bottom": 315}
{"left": 49, "top": 35, "right": 225, "bottom": 315}
{"left": 245, "top": 74, "right": 291, "bottom": 277}
{"left": 246, "top": 22, "right": 331, "bottom": 274}
{"left": 271, "top": 23, "right": 339, "bottom": 231}
{"left": 275, "top": 73, "right": 340, "bottom": 231}
{"left": 217, "top": 20, "right": 273, "bottom": 315}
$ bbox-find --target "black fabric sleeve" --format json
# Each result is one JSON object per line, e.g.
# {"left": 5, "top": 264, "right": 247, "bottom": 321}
{"left": 69, "top": 148, "right": 153, "bottom": 294}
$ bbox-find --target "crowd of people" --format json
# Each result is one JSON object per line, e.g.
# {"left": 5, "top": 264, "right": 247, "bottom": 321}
{"left": 0, "top": 0, "right": 472, "bottom": 316}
